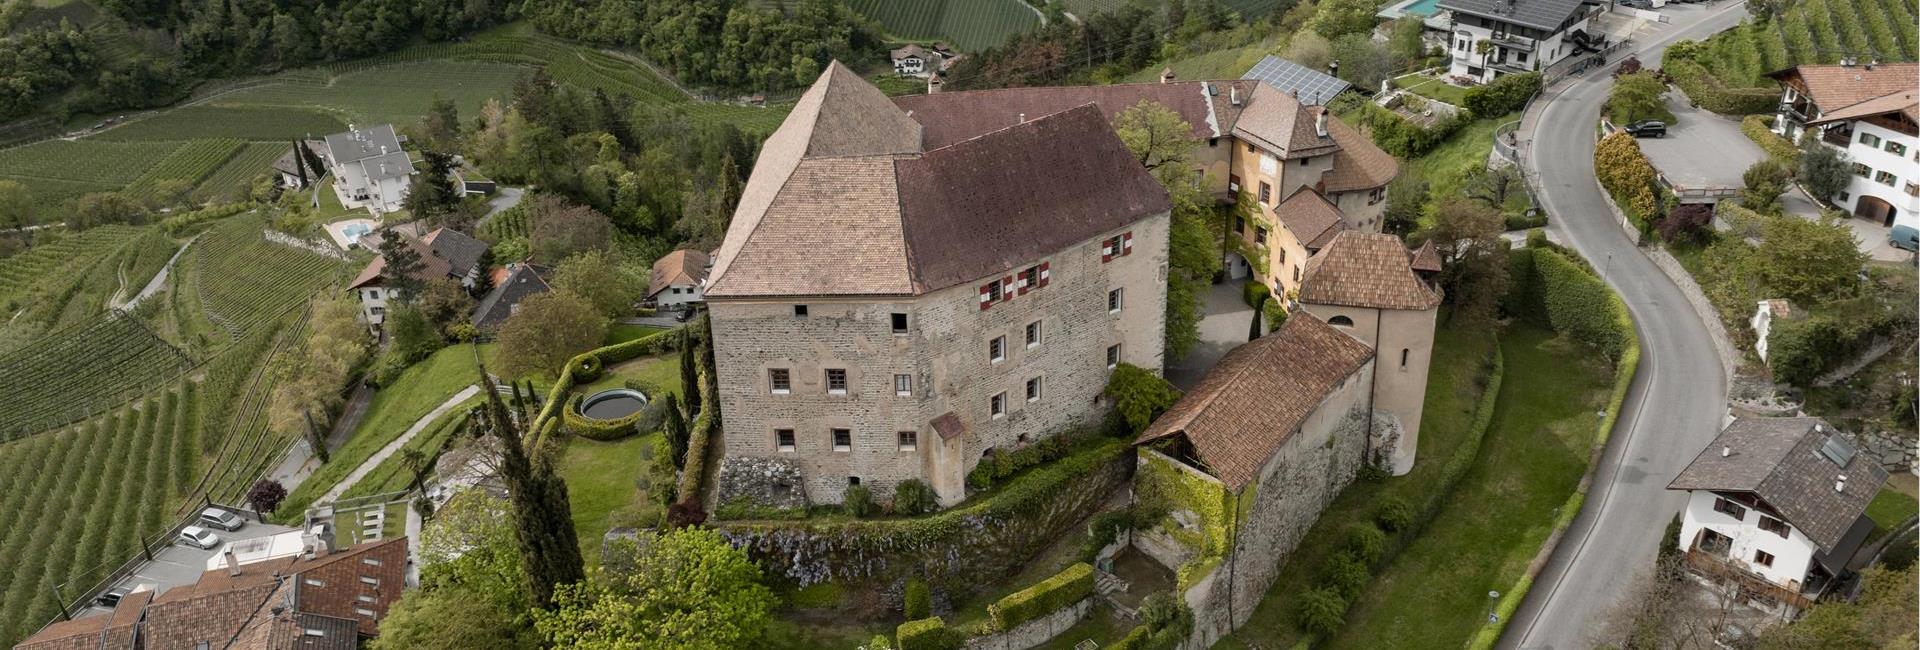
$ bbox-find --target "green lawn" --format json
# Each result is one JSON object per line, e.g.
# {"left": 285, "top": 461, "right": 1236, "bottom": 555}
{"left": 1394, "top": 73, "right": 1469, "bottom": 105}
{"left": 276, "top": 344, "right": 484, "bottom": 522}
{"left": 604, "top": 323, "right": 665, "bottom": 346}
{"left": 1866, "top": 487, "right": 1919, "bottom": 541}
{"left": 557, "top": 433, "right": 663, "bottom": 567}
{"left": 1406, "top": 114, "right": 1516, "bottom": 221}
{"left": 339, "top": 397, "right": 479, "bottom": 499}
{"left": 1222, "top": 312, "right": 1500, "bottom": 648}
{"left": 1324, "top": 324, "right": 1612, "bottom": 650}
{"left": 582, "top": 352, "right": 682, "bottom": 395}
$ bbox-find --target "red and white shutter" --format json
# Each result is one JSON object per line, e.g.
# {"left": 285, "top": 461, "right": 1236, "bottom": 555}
{"left": 1037, "top": 262, "right": 1051, "bottom": 287}
{"left": 1001, "top": 276, "right": 1014, "bottom": 301}
{"left": 979, "top": 282, "right": 995, "bottom": 310}
{"left": 1101, "top": 237, "right": 1115, "bottom": 262}
{"left": 1121, "top": 232, "right": 1134, "bottom": 256}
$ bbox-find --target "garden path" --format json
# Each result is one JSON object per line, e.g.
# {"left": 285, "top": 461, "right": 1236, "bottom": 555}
{"left": 318, "top": 384, "right": 481, "bottom": 505}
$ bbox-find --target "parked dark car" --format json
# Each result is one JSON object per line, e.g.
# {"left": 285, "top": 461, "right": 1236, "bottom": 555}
{"left": 96, "top": 586, "right": 129, "bottom": 607}
{"left": 1623, "top": 120, "right": 1667, "bottom": 138}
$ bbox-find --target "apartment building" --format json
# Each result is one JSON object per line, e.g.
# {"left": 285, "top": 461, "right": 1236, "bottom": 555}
{"left": 1438, "top": 0, "right": 1605, "bottom": 84}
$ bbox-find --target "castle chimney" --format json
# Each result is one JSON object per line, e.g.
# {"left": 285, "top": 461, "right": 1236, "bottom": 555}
{"left": 224, "top": 548, "right": 242, "bottom": 577}
{"left": 1721, "top": 445, "right": 1730, "bottom": 458}
{"left": 928, "top": 76, "right": 943, "bottom": 94}
{"left": 1018, "top": 113, "right": 1026, "bottom": 123}
{"left": 1329, "top": 59, "right": 1340, "bottom": 78}
{"left": 1315, "top": 110, "right": 1328, "bottom": 138}
{"left": 1160, "top": 66, "right": 1176, "bottom": 84}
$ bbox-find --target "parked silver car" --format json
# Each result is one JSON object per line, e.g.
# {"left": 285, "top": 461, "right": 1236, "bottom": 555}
{"left": 176, "top": 525, "right": 221, "bottom": 549}
{"left": 197, "top": 507, "right": 245, "bottom": 531}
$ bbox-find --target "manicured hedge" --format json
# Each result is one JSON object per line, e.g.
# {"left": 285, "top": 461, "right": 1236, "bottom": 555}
{"left": 560, "top": 393, "right": 649, "bottom": 440}
{"left": 1527, "top": 247, "right": 1630, "bottom": 360}
{"left": 1109, "top": 625, "right": 1152, "bottom": 650}
{"left": 1741, "top": 115, "right": 1800, "bottom": 167}
{"left": 896, "top": 617, "right": 962, "bottom": 650}
{"left": 1665, "top": 59, "right": 1778, "bottom": 115}
{"left": 1463, "top": 72, "right": 1540, "bottom": 118}
{"left": 990, "top": 563, "right": 1094, "bottom": 631}
{"left": 527, "top": 326, "right": 680, "bottom": 447}
{"left": 674, "top": 358, "right": 719, "bottom": 501}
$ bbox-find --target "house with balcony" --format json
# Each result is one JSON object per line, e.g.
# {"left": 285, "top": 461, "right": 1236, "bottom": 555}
{"left": 1766, "top": 63, "right": 1919, "bottom": 226}
{"left": 1666, "top": 417, "right": 1888, "bottom": 616}
{"left": 1437, "top": 0, "right": 1605, "bottom": 84}
{"left": 347, "top": 227, "right": 488, "bottom": 327}
{"left": 321, "top": 124, "right": 415, "bottom": 214}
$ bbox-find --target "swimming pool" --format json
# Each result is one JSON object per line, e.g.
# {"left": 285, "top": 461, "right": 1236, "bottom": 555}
{"left": 342, "top": 223, "right": 371, "bottom": 242}
{"left": 1378, "top": 0, "right": 1444, "bottom": 19}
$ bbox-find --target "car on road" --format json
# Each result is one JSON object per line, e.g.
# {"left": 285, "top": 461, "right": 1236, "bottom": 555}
{"left": 176, "top": 526, "right": 222, "bottom": 549}
{"left": 1892, "top": 213, "right": 1918, "bottom": 251}
{"left": 197, "top": 507, "right": 245, "bottom": 531}
{"left": 1622, "top": 120, "right": 1667, "bottom": 138}
{"left": 95, "top": 586, "right": 129, "bottom": 607}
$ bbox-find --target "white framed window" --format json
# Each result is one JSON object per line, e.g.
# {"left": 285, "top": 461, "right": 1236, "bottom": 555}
{"left": 1106, "top": 344, "right": 1122, "bottom": 369}
{"left": 769, "top": 368, "right": 791, "bottom": 394}
{"left": 991, "top": 392, "right": 1007, "bottom": 418}
{"left": 831, "top": 428, "right": 852, "bottom": 452}
{"left": 1026, "top": 377, "right": 1043, "bottom": 402}
{"left": 1109, "top": 288, "right": 1123, "bottom": 313}
{"left": 894, "top": 374, "right": 912, "bottom": 396}
{"left": 361, "top": 558, "right": 382, "bottom": 566}
{"left": 304, "top": 629, "right": 326, "bottom": 637}
{"left": 826, "top": 369, "right": 848, "bottom": 395}
{"left": 357, "top": 594, "right": 376, "bottom": 603}
{"left": 897, "top": 431, "right": 917, "bottom": 452}
{"left": 775, "top": 429, "right": 796, "bottom": 452}
{"left": 1025, "top": 320, "right": 1042, "bottom": 348}
{"left": 990, "top": 336, "right": 1006, "bottom": 363}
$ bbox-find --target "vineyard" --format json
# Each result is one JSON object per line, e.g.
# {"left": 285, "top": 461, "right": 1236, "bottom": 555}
{"left": 121, "top": 138, "right": 245, "bottom": 202}
{"left": 194, "top": 142, "right": 288, "bottom": 203}
{"left": 845, "top": 0, "right": 1043, "bottom": 53}
{"left": 0, "top": 312, "right": 193, "bottom": 439}
{"left": 91, "top": 106, "right": 348, "bottom": 143}
{"left": 0, "top": 140, "right": 179, "bottom": 203}
{"left": 0, "top": 386, "right": 201, "bottom": 647}
{"left": 188, "top": 214, "right": 346, "bottom": 341}
{"left": 1690, "top": 0, "right": 1917, "bottom": 88}
{"left": 0, "top": 225, "right": 143, "bottom": 310}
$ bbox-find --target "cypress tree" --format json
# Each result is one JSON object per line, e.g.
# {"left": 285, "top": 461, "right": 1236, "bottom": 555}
{"left": 664, "top": 393, "right": 690, "bottom": 470}
{"left": 479, "top": 368, "right": 583, "bottom": 608}
{"left": 678, "top": 329, "right": 701, "bottom": 416}
{"left": 290, "top": 139, "right": 309, "bottom": 187}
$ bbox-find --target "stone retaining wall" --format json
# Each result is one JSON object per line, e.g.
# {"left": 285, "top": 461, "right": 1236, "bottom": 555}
{"left": 962, "top": 598, "right": 1093, "bottom": 650}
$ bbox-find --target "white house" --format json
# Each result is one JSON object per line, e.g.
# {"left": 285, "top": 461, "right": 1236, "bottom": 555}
{"left": 347, "top": 227, "right": 488, "bottom": 327}
{"left": 1767, "top": 63, "right": 1919, "bottom": 227}
{"left": 1436, "top": 0, "right": 1606, "bottom": 84}
{"left": 1667, "top": 417, "right": 1888, "bottom": 615}
{"left": 647, "top": 248, "right": 711, "bottom": 308}
{"left": 322, "top": 124, "right": 416, "bottom": 214}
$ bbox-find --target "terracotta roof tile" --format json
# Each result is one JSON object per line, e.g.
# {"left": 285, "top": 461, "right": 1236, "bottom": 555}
{"left": 1300, "top": 232, "right": 1440, "bottom": 310}
{"left": 1668, "top": 418, "right": 1890, "bottom": 552}
{"left": 348, "top": 232, "right": 455, "bottom": 290}
{"left": 708, "top": 155, "right": 913, "bottom": 296}
{"left": 1410, "top": 240, "right": 1442, "bottom": 273}
{"left": 1321, "top": 117, "right": 1399, "bottom": 192}
{"left": 648, "top": 249, "right": 711, "bottom": 297}
{"left": 1232, "top": 84, "right": 1340, "bottom": 159}
{"left": 932, "top": 412, "right": 967, "bottom": 440}
{"left": 13, "top": 613, "right": 110, "bottom": 650}
{"left": 1807, "top": 90, "right": 1919, "bottom": 126}
{"left": 1274, "top": 187, "right": 1345, "bottom": 251}
{"left": 1134, "top": 316, "right": 1374, "bottom": 490}
{"left": 893, "top": 80, "right": 1254, "bottom": 149}
{"left": 1769, "top": 63, "right": 1920, "bottom": 115}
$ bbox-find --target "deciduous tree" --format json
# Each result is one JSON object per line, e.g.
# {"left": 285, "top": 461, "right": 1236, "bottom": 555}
{"left": 1741, "top": 159, "right": 1793, "bottom": 213}
{"left": 496, "top": 291, "right": 607, "bottom": 379}
{"left": 1428, "top": 198, "right": 1508, "bottom": 323}
{"left": 1757, "top": 213, "right": 1866, "bottom": 304}
{"left": 1797, "top": 141, "right": 1851, "bottom": 204}
{"left": 534, "top": 527, "right": 776, "bottom": 649}
{"left": 1115, "top": 100, "right": 1199, "bottom": 173}
{"left": 551, "top": 249, "right": 637, "bottom": 319}
{"left": 1609, "top": 72, "right": 1668, "bottom": 124}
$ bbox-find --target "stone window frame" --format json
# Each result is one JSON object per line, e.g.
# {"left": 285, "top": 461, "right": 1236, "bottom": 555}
{"left": 1109, "top": 288, "right": 1123, "bottom": 314}
{"left": 1025, "top": 376, "right": 1044, "bottom": 403}
{"left": 891, "top": 312, "right": 909, "bottom": 334}
{"left": 894, "top": 373, "right": 913, "bottom": 396}
{"left": 1106, "top": 344, "right": 1122, "bottom": 370}
{"left": 1025, "top": 320, "right": 1042, "bottom": 348}
{"left": 990, "top": 336, "right": 1007, "bottom": 363}
{"left": 769, "top": 368, "right": 791, "bottom": 394}
{"left": 831, "top": 428, "right": 852, "bottom": 452}
{"left": 991, "top": 392, "right": 1007, "bottom": 419}
{"left": 775, "top": 428, "right": 796, "bottom": 452}
{"left": 897, "top": 431, "right": 918, "bottom": 452}
{"left": 826, "top": 369, "right": 848, "bottom": 395}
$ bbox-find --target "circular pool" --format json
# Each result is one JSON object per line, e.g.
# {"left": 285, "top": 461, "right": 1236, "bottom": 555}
{"left": 578, "top": 388, "right": 647, "bottom": 420}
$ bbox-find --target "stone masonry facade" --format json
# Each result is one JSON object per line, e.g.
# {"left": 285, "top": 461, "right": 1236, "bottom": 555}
{"left": 711, "top": 214, "right": 1171, "bottom": 506}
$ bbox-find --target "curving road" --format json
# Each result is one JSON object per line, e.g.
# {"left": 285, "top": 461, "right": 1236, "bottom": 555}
{"left": 1504, "top": 3, "right": 1752, "bottom": 648}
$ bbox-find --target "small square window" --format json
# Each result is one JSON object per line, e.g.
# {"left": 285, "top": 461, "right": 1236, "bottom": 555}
{"left": 894, "top": 373, "right": 912, "bottom": 396}
{"left": 1713, "top": 497, "right": 1747, "bottom": 520}
{"left": 794, "top": 304, "right": 809, "bottom": 317}
{"left": 1255, "top": 227, "right": 1268, "bottom": 246}
{"left": 1754, "top": 550, "right": 1775, "bottom": 567}
{"left": 1758, "top": 515, "right": 1790, "bottom": 538}
{"left": 1109, "top": 288, "right": 1123, "bottom": 313}
{"left": 898, "top": 431, "right": 917, "bottom": 451}
{"left": 355, "top": 607, "right": 377, "bottom": 617}
{"left": 357, "top": 594, "right": 376, "bottom": 603}
{"left": 832, "top": 428, "right": 852, "bottom": 451}
{"left": 1258, "top": 181, "right": 1272, "bottom": 204}
{"left": 1106, "top": 344, "right": 1122, "bottom": 369}
{"left": 1233, "top": 216, "right": 1245, "bottom": 234}
{"left": 769, "top": 368, "right": 791, "bottom": 394}
{"left": 848, "top": 476, "right": 861, "bottom": 486}
{"left": 826, "top": 369, "right": 848, "bottom": 394}
{"left": 991, "top": 392, "right": 1007, "bottom": 418}
{"left": 1875, "top": 170, "right": 1896, "bottom": 186}
{"left": 891, "top": 312, "right": 908, "bottom": 334}
{"left": 1860, "top": 132, "right": 1881, "bottom": 147}
{"left": 1888, "top": 141, "right": 1909, "bottom": 156}
{"left": 1026, "top": 377, "right": 1043, "bottom": 402}
{"left": 1852, "top": 162, "right": 1871, "bottom": 177}
{"left": 775, "top": 429, "right": 796, "bottom": 452}
{"left": 304, "top": 629, "right": 326, "bottom": 637}
{"left": 361, "top": 558, "right": 382, "bottom": 566}
{"left": 990, "top": 336, "right": 1006, "bottom": 363}
{"left": 1025, "top": 321, "right": 1042, "bottom": 347}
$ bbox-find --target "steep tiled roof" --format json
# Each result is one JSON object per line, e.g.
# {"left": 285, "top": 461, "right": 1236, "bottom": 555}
{"left": 1134, "top": 315, "right": 1374, "bottom": 490}
{"left": 1321, "top": 117, "right": 1399, "bottom": 192}
{"left": 1409, "top": 240, "right": 1443, "bottom": 273}
{"left": 1807, "top": 90, "right": 1919, "bottom": 126}
{"left": 1241, "top": 55, "right": 1350, "bottom": 106}
{"left": 1299, "top": 232, "right": 1440, "bottom": 310}
{"left": 649, "top": 249, "right": 711, "bottom": 298}
{"left": 1669, "top": 418, "right": 1890, "bottom": 552}
{"left": 1232, "top": 83, "right": 1341, "bottom": 159}
{"left": 893, "top": 79, "right": 1254, "bottom": 149}
{"left": 423, "top": 228, "right": 488, "bottom": 278}
{"left": 932, "top": 412, "right": 967, "bottom": 440}
{"left": 1273, "top": 187, "right": 1346, "bottom": 251}
{"left": 1768, "top": 63, "right": 1920, "bottom": 114}
{"left": 707, "top": 64, "right": 1170, "bottom": 299}
{"left": 13, "top": 613, "right": 110, "bottom": 650}
{"left": 472, "top": 263, "right": 552, "bottom": 330}
{"left": 348, "top": 232, "right": 456, "bottom": 290}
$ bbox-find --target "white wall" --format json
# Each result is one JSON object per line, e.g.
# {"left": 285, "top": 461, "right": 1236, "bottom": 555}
{"left": 656, "top": 282, "right": 705, "bottom": 307}
{"left": 355, "top": 286, "right": 397, "bottom": 325}
{"left": 1678, "top": 490, "right": 1820, "bottom": 589}
{"left": 1833, "top": 120, "right": 1920, "bottom": 223}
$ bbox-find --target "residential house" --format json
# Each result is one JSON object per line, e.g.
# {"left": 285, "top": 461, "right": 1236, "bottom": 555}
{"left": 648, "top": 249, "right": 711, "bottom": 308}
{"left": 1239, "top": 55, "right": 1351, "bottom": 105}
{"left": 891, "top": 44, "right": 941, "bottom": 77}
{"left": 13, "top": 538, "right": 409, "bottom": 650}
{"left": 707, "top": 62, "right": 1172, "bottom": 508}
{"left": 1297, "top": 231, "right": 1442, "bottom": 476}
{"left": 1438, "top": 0, "right": 1606, "bottom": 84}
{"left": 471, "top": 261, "right": 553, "bottom": 331}
{"left": 893, "top": 72, "right": 1399, "bottom": 297}
{"left": 1132, "top": 315, "right": 1379, "bottom": 645}
{"left": 321, "top": 124, "right": 415, "bottom": 214}
{"left": 1766, "top": 63, "right": 1920, "bottom": 226}
{"left": 347, "top": 228, "right": 488, "bottom": 327}
{"left": 273, "top": 139, "right": 326, "bottom": 190}
{"left": 1667, "top": 417, "right": 1889, "bottom": 616}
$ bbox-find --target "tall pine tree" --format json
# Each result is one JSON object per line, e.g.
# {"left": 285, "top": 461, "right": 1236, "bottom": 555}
{"left": 678, "top": 329, "right": 701, "bottom": 416}
{"left": 479, "top": 368, "right": 584, "bottom": 608}
{"left": 377, "top": 229, "right": 426, "bottom": 301}
{"left": 664, "top": 393, "right": 690, "bottom": 470}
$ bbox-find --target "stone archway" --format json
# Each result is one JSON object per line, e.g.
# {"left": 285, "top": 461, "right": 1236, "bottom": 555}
{"left": 1856, "top": 195, "right": 1897, "bottom": 226}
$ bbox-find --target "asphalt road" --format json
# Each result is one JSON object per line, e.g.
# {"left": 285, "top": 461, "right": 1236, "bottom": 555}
{"left": 1503, "top": 3, "right": 1752, "bottom": 648}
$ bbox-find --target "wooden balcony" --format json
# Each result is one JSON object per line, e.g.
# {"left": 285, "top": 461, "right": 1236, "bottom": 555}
{"left": 1683, "top": 548, "right": 1815, "bottom": 612}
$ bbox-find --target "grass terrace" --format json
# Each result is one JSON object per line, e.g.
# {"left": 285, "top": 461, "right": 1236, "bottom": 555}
{"left": 1866, "top": 487, "right": 1919, "bottom": 542}
{"left": 333, "top": 500, "right": 409, "bottom": 546}
{"left": 558, "top": 433, "right": 665, "bottom": 568}
{"left": 1394, "top": 73, "right": 1469, "bottom": 106}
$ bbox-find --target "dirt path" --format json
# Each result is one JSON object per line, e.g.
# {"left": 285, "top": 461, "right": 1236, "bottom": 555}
{"left": 318, "top": 384, "right": 481, "bottom": 504}
{"left": 112, "top": 234, "right": 198, "bottom": 311}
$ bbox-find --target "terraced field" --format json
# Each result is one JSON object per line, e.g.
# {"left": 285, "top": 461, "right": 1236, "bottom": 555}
{"left": 122, "top": 138, "right": 244, "bottom": 201}
{"left": 194, "top": 142, "right": 289, "bottom": 202}
{"left": 187, "top": 215, "right": 345, "bottom": 341}
{"left": 91, "top": 106, "right": 347, "bottom": 142}
{"left": 0, "top": 225, "right": 144, "bottom": 309}
{"left": 0, "top": 312, "right": 193, "bottom": 439}
{"left": 846, "top": 0, "right": 1042, "bottom": 52}
{"left": 0, "top": 140, "right": 179, "bottom": 202}
{"left": 1693, "top": 0, "right": 1917, "bottom": 88}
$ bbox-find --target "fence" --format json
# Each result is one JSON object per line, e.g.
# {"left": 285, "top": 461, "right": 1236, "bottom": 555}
{"left": 46, "top": 501, "right": 259, "bottom": 623}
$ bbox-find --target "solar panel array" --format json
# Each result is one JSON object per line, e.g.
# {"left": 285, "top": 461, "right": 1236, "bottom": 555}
{"left": 1240, "top": 55, "right": 1351, "bottom": 106}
